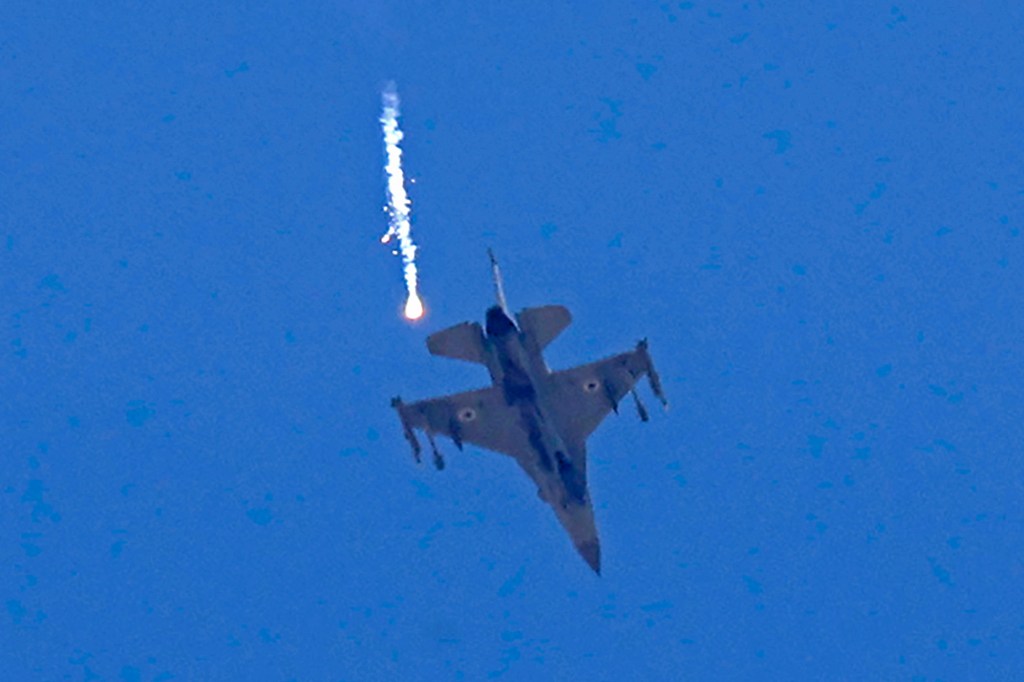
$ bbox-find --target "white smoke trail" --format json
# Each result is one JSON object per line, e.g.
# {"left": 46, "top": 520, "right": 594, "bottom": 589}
{"left": 379, "top": 84, "right": 424, "bottom": 320}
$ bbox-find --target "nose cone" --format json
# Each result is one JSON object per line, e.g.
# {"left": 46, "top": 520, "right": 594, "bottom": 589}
{"left": 553, "top": 497, "right": 602, "bottom": 575}
{"left": 576, "top": 539, "right": 601, "bottom": 575}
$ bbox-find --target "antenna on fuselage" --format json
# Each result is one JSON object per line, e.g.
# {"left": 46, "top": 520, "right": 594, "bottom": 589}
{"left": 488, "top": 248, "right": 511, "bottom": 317}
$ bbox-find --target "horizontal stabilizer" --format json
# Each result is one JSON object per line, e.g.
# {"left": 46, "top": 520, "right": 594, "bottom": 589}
{"left": 426, "top": 321, "right": 487, "bottom": 365}
{"left": 517, "top": 305, "right": 572, "bottom": 350}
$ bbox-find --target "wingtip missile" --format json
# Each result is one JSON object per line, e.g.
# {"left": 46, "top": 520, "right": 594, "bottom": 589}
{"left": 392, "top": 396, "right": 423, "bottom": 463}
{"left": 636, "top": 339, "right": 669, "bottom": 410}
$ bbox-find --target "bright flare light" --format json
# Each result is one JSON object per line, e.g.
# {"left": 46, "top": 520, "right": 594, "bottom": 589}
{"left": 379, "top": 83, "right": 423, "bottom": 321}
{"left": 404, "top": 293, "right": 424, "bottom": 320}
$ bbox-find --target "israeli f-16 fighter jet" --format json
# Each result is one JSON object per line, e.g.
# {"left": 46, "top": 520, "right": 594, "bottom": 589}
{"left": 392, "top": 250, "right": 667, "bottom": 574}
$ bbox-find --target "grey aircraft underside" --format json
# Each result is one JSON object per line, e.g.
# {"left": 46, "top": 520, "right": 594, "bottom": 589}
{"left": 392, "top": 250, "right": 667, "bottom": 574}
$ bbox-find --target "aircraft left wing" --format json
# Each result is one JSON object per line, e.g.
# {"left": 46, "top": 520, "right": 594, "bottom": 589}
{"left": 392, "top": 386, "right": 531, "bottom": 466}
{"left": 541, "top": 340, "right": 667, "bottom": 459}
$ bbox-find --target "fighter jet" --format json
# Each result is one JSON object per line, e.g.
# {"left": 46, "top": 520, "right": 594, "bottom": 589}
{"left": 392, "top": 250, "right": 667, "bottom": 574}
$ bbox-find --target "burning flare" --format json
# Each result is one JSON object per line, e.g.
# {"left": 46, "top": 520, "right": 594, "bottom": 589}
{"left": 379, "top": 83, "right": 424, "bottom": 320}
{"left": 404, "top": 293, "right": 424, "bottom": 320}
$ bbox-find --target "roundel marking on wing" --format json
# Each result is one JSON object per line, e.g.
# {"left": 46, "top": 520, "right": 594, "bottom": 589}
{"left": 457, "top": 407, "right": 478, "bottom": 422}
{"left": 583, "top": 378, "right": 601, "bottom": 393}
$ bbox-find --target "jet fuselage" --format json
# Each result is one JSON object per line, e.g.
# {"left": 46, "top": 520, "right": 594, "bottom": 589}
{"left": 392, "top": 251, "right": 667, "bottom": 574}
{"left": 483, "top": 305, "right": 586, "bottom": 510}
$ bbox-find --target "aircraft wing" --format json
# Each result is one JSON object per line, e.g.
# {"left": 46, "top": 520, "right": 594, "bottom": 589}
{"left": 394, "top": 385, "right": 531, "bottom": 458}
{"left": 541, "top": 346, "right": 653, "bottom": 459}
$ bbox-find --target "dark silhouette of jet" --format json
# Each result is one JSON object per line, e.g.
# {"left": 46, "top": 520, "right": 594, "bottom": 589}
{"left": 393, "top": 250, "right": 667, "bottom": 574}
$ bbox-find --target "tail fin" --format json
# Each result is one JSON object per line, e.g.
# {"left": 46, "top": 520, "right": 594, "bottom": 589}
{"left": 488, "top": 249, "right": 511, "bottom": 317}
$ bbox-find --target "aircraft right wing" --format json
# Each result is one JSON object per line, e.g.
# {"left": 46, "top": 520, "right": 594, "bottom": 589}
{"left": 393, "top": 385, "right": 531, "bottom": 463}
{"left": 541, "top": 340, "right": 666, "bottom": 456}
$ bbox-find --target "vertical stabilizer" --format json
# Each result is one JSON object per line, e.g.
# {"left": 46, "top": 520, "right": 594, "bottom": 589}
{"left": 488, "top": 249, "right": 511, "bottom": 317}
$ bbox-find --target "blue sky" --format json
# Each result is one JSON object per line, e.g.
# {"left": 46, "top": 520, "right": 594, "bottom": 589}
{"left": 3, "top": 2, "right": 1023, "bottom": 680}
